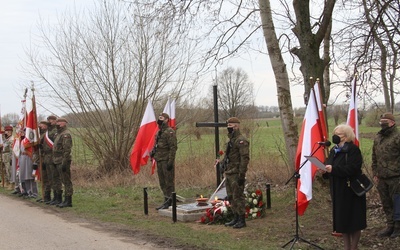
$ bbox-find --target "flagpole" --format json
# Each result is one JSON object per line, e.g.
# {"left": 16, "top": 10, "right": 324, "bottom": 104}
{"left": 282, "top": 144, "right": 325, "bottom": 250}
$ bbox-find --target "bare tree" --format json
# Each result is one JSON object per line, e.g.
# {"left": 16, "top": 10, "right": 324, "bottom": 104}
{"left": 25, "top": 0, "right": 200, "bottom": 172}
{"left": 214, "top": 67, "right": 254, "bottom": 119}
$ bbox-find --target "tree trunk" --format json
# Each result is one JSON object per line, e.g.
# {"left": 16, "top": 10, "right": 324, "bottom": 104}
{"left": 258, "top": 0, "right": 298, "bottom": 170}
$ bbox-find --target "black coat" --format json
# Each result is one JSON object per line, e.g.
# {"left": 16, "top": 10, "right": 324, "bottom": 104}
{"left": 325, "top": 142, "right": 367, "bottom": 233}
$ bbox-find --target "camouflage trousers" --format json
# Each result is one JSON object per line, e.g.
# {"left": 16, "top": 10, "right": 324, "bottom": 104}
{"left": 2, "top": 153, "right": 11, "bottom": 182}
{"left": 156, "top": 160, "right": 175, "bottom": 198}
{"left": 41, "top": 162, "right": 54, "bottom": 193}
{"left": 55, "top": 163, "right": 73, "bottom": 196}
{"left": 377, "top": 177, "right": 400, "bottom": 227}
{"left": 225, "top": 173, "right": 246, "bottom": 215}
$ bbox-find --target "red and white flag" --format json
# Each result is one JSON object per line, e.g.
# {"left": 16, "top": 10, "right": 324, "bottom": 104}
{"left": 313, "top": 82, "right": 328, "bottom": 142}
{"left": 169, "top": 99, "right": 176, "bottom": 130}
{"left": 25, "top": 94, "right": 39, "bottom": 145}
{"left": 346, "top": 76, "right": 359, "bottom": 146}
{"left": 130, "top": 101, "right": 158, "bottom": 175}
{"left": 295, "top": 88, "right": 325, "bottom": 216}
{"left": 162, "top": 98, "right": 176, "bottom": 130}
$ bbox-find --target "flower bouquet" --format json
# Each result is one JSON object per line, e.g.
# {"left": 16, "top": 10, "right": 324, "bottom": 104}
{"left": 245, "top": 189, "right": 266, "bottom": 219}
{"left": 199, "top": 200, "right": 234, "bottom": 225}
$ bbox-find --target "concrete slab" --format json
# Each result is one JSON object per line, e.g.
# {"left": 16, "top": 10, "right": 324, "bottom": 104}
{"left": 158, "top": 202, "right": 212, "bottom": 222}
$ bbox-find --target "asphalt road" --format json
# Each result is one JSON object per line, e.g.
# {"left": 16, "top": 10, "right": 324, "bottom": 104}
{"left": 0, "top": 194, "right": 158, "bottom": 250}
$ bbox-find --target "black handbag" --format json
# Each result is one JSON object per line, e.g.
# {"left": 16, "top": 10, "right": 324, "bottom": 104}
{"left": 349, "top": 174, "right": 373, "bottom": 196}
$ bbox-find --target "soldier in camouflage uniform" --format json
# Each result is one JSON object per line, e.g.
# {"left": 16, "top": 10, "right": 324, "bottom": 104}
{"left": 45, "top": 115, "right": 61, "bottom": 205}
{"left": 36, "top": 120, "right": 52, "bottom": 202}
{"left": 1, "top": 125, "right": 14, "bottom": 190}
{"left": 53, "top": 117, "right": 73, "bottom": 208}
{"left": 372, "top": 113, "right": 400, "bottom": 238}
{"left": 223, "top": 117, "right": 249, "bottom": 229}
{"left": 152, "top": 113, "right": 177, "bottom": 210}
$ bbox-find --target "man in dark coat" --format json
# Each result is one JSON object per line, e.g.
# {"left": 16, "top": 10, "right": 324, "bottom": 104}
{"left": 372, "top": 112, "right": 400, "bottom": 238}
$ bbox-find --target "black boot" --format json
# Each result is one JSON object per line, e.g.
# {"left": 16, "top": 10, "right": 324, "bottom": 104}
{"left": 156, "top": 198, "right": 171, "bottom": 210}
{"left": 43, "top": 191, "right": 52, "bottom": 203}
{"left": 233, "top": 214, "right": 246, "bottom": 229}
{"left": 225, "top": 214, "right": 239, "bottom": 227}
{"left": 46, "top": 191, "right": 57, "bottom": 205}
{"left": 58, "top": 196, "right": 72, "bottom": 208}
{"left": 378, "top": 226, "right": 394, "bottom": 237}
{"left": 50, "top": 191, "right": 63, "bottom": 205}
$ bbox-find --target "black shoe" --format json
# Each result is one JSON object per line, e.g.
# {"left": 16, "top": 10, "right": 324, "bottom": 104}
{"left": 225, "top": 214, "right": 239, "bottom": 227}
{"left": 378, "top": 227, "right": 394, "bottom": 237}
{"left": 156, "top": 198, "right": 171, "bottom": 210}
{"left": 11, "top": 190, "right": 20, "bottom": 195}
{"left": 232, "top": 215, "right": 246, "bottom": 229}
{"left": 390, "top": 229, "right": 400, "bottom": 238}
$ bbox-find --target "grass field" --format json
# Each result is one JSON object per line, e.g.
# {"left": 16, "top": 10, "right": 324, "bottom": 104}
{"left": 2, "top": 117, "right": 399, "bottom": 249}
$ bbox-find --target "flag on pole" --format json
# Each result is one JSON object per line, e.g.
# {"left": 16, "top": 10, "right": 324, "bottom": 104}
{"left": 313, "top": 81, "right": 328, "bottom": 142}
{"left": 169, "top": 99, "right": 176, "bottom": 129}
{"left": 130, "top": 101, "right": 158, "bottom": 174}
{"left": 295, "top": 88, "right": 326, "bottom": 216}
{"left": 162, "top": 98, "right": 176, "bottom": 130}
{"left": 346, "top": 76, "right": 359, "bottom": 146}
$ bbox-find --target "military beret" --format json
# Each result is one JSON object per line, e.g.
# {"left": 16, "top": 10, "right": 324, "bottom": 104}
{"left": 56, "top": 117, "right": 68, "bottom": 123}
{"left": 4, "top": 125, "right": 13, "bottom": 131}
{"left": 47, "top": 115, "right": 57, "bottom": 121}
{"left": 39, "top": 120, "right": 49, "bottom": 125}
{"left": 226, "top": 117, "right": 240, "bottom": 124}
{"left": 381, "top": 113, "right": 395, "bottom": 122}
{"left": 160, "top": 113, "right": 170, "bottom": 120}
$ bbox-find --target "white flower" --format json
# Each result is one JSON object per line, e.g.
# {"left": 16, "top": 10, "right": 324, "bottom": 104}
{"left": 253, "top": 199, "right": 258, "bottom": 205}
{"left": 252, "top": 193, "right": 256, "bottom": 197}
{"left": 253, "top": 207, "right": 258, "bottom": 212}
{"left": 248, "top": 198, "right": 253, "bottom": 203}
{"left": 252, "top": 213, "right": 257, "bottom": 218}
{"left": 221, "top": 206, "right": 227, "bottom": 213}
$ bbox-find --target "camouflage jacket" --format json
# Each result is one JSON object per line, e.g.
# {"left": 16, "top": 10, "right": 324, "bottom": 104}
{"left": 224, "top": 129, "right": 249, "bottom": 176}
{"left": 53, "top": 127, "right": 73, "bottom": 165}
{"left": 372, "top": 125, "right": 400, "bottom": 179}
{"left": 153, "top": 123, "right": 177, "bottom": 165}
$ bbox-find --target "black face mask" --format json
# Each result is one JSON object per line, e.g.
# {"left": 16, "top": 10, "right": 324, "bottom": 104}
{"left": 227, "top": 127, "right": 234, "bottom": 134}
{"left": 380, "top": 122, "right": 389, "bottom": 130}
{"left": 332, "top": 134, "right": 341, "bottom": 145}
{"left": 157, "top": 119, "right": 164, "bottom": 126}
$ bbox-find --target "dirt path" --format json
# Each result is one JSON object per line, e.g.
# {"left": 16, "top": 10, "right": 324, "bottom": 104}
{"left": 0, "top": 194, "right": 164, "bottom": 250}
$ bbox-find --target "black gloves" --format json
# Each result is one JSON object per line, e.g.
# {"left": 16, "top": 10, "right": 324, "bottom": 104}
{"left": 167, "top": 163, "right": 174, "bottom": 171}
{"left": 238, "top": 174, "right": 245, "bottom": 186}
{"left": 32, "top": 164, "right": 38, "bottom": 170}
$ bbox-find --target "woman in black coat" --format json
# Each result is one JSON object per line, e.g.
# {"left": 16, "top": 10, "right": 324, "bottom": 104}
{"left": 324, "top": 124, "right": 366, "bottom": 250}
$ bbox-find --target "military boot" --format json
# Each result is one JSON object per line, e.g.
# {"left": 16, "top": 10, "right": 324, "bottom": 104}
{"left": 43, "top": 191, "right": 52, "bottom": 203}
{"left": 225, "top": 214, "right": 239, "bottom": 227}
{"left": 391, "top": 222, "right": 400, "bottom": 238}
{"left": 58, "top": 196, "right": 72, "bottom": 208}
{"left": 156, "top": 198, "right": 171, "bottom": 210}
{"left": 378, "top": 226, "right": 394, "bottom": 237}
{"left": 233, "top": 214, "right": 246, "bottom": 229}
{"left": 46, "top": 191, "right": 57, "bottom": 205}
{"left": 50, "top": 190, "right": 63, "bottom": 205}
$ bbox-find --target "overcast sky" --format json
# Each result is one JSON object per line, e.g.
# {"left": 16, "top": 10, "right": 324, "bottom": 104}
{"left": 0, "top": 0, "right": 308, "bottom": 117}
